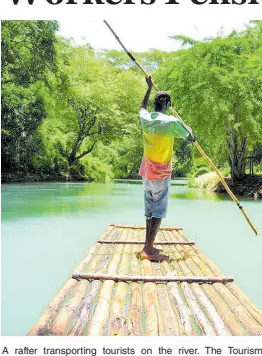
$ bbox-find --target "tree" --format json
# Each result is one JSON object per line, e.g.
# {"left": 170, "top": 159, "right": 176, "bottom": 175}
{"left": 1, "top": 21, "right": 58, "bottom": 173}
{"left": 39, "top": 39, "right": 144, "bottom": 180}
{"left": 156, "top": 22, "right": 262, "bottom": 182}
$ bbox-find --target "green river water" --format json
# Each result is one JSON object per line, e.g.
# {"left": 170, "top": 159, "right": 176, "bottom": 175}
{"left": 1, "top": 181, "right": 262, "bottom": 336}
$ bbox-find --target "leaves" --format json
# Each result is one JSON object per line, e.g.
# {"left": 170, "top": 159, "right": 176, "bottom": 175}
{"left": 2, "top": 21, "right": 262, "bottom": 182}
{"left": 157, "top": 22, "right": 262, "bottom": 179}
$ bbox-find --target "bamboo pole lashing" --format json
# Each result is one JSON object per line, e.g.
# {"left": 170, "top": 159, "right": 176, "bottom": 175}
{"left": 104, "top": 21, "right": 258, "bottom": 236}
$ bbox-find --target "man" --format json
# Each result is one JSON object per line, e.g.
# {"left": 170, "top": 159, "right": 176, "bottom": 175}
{"left": 139, "top": 76, "right": 195, "bottom": 261}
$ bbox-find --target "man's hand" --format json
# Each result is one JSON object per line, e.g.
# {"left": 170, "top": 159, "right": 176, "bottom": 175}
{"left": 186, "top": 125, "right": 196, "bottom": 142}
{"left": 146, "top": 75, "right": 153, "bottom": 89}
{"left": 140, "top": 75, "right": 153, "bottom": 109}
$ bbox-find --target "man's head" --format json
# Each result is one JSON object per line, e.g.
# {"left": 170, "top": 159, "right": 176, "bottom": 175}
{"left": 154, "top": 91, "right": 171, "bottom": 113}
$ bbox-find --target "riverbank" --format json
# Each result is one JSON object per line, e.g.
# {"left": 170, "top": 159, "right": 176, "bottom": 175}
{"left": 214, "top": 175, "right": 262, "bottom": 199}
{"left": 190, "top": 172, "right": 262, "bottom": 199}
{"left": 1, "top": 172, "right": 89, "bottom": 184}
{"left": 2, "top": 172, "right": 262, "bottom": 199}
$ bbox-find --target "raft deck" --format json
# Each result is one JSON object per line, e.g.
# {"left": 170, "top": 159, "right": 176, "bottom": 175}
{"left": 28, "top": 225, "right": 262, "bottom": 336}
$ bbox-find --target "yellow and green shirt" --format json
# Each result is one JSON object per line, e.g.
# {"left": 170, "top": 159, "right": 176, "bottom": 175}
{"left": 139, "top": 108, "right": 190, "bottom": 180}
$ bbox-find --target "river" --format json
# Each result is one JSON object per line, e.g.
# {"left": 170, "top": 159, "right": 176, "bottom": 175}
{"left": 1, "top": 181, "right": 262, "bottom": 335}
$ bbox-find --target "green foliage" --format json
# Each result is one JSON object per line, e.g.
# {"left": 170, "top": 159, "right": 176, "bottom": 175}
{"left": 169, "top": 35, "right": 197, "bottom": 47}
{"left": 2, "top": 20, "right": 262, "bottom": 184}
{"left": 81, "top": 156, "right": 114, "bottom": 182}
{"left": 173, "top": 140, "right": 193, "bottom": 177}
{"left": 186, "top": 157, "right": 211, "bottom": 178}
{"left": 1, "top": 21, "right": 58, "bottom": 173}
{"left": 156, "top": 22, "right": 262, "bottom": 182}
{"left": 1, "top": 20, "right": 58, "bottom": 86}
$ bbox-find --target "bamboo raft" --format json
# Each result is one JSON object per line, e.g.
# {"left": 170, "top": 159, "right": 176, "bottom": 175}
{"left": 28, "top": 224, "right": 262, "bottom": 336}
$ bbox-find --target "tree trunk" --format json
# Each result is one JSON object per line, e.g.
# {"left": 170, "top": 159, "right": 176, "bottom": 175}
{"left": 226, "top": 123, "right": 247, "bottom": 183}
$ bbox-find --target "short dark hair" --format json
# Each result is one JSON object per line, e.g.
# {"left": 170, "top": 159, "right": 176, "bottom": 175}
{"left": 154, "top": 91, "right": 171, "bottom": 111}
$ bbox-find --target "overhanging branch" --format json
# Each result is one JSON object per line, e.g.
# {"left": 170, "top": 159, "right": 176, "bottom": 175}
{"left": 75, "top": 142, "right": 97, "bottom": 160}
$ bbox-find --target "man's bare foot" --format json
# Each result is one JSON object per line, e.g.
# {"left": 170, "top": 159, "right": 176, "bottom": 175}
{"left": 152, "top": 247, "right": 163, "bottom": 254}
{"left": 140, "top": 249, "right": 169, "bottom": 262}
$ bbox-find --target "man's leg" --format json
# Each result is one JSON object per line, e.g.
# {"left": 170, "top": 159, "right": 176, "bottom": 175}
{"left": 142, "top": 217, "right": 168, "bottom": 260}
{"left": 141, "top": 179, "right": 170, "bottom": 261}
{"left": 144, "top": 217, "right": 161, "bottom": 254}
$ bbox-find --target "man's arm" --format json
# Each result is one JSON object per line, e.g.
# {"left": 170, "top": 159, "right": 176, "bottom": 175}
{"left": 172, "top": 119, "right": 195, "bottom": 142}
{"left": 140, "top": 76, "right": 153, "bottom": 109}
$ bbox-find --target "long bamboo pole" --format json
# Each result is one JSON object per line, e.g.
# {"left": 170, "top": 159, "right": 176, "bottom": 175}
{"left": 160, "top": 242, "right": 196, "bottom": 335}
{"left": 98, "top": 240, "right": 194, "bottom": 245}
{"left": 126, "top": 242, "right": 143, "bottom": 335}
{"left": 103, "top": 21, "right": 258, "bottom": 236}
{"left": 109, "top": 224, "right": 183, "bottom": 231}
{"left": 141, "top": 253, "right": 165, "bottom": 335}
{"left": 108, "top": 239, "right": 131, "bottom": 335}
{"left": 151, "top": 242, "right": 183, "bottom": 335}
{"left": 163, "top": 231, "right": 215, "bottom": 336}
{"left": 67, "top": 242, "right": 116, "bottom": 335}
{"left": 73, "top": 273, "right": 234, "bottom": 284}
